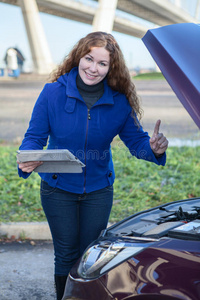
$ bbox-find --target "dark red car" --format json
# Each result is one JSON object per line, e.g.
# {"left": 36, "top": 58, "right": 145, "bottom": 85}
{"left": 63, "top": 198, "right": 200, "bottom": 300}
{"left": 63, "top": 23, "right": 200, "bottom": 300}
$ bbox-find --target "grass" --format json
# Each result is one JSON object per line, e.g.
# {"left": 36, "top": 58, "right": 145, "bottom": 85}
{"left": 0, "top": 144, "right": 200, "bottom": 224}
{"left": 0, "top": 146, "right": 43, "bottom": 223}
{"left": 134, "top": 72, "right": 165, "bottom": 80}
{"left": 111, "top": 144, "right": 200, "bottom": 222}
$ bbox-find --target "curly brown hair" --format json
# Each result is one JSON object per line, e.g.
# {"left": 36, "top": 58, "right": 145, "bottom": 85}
{"left": 49, "top": 31, "right": 142, "bottom": 121}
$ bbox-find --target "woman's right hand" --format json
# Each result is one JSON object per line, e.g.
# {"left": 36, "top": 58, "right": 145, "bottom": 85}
{"left": 17, "top": 161, "right": 43, "bottom": 173}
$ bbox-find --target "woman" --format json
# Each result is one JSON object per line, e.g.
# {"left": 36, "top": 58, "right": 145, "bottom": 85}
{"left": 17, "top": 31, "right": 168, "bottom": 300}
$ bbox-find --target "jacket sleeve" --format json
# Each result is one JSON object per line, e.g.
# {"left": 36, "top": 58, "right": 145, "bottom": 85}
{"left": 18, "top": 84, "right": 50, "bottom": 178}
{"left": 119, "top": 111, "right": 166, "bottom": 166}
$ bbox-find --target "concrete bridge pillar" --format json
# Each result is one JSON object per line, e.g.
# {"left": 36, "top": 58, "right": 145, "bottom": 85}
{"left": 92, "top": 0, "right": 118, "bottom": 33}
{"left": 195, "top": 0, "right": 200, "bottom": 19}
{"left": 18, "top": 0, "right": 54, "bottom": 74}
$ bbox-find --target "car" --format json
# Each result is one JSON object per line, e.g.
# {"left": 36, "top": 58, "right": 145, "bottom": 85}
{"left": 63, "top": 197, "right": 200, "bottom": 300}
{"left": 63, "top": 23, "right": 200, "bottom": 300}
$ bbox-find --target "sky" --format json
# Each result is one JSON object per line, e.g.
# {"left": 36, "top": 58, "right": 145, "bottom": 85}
{"left": 0, "top": 0, "right": 199, "bottom": 71}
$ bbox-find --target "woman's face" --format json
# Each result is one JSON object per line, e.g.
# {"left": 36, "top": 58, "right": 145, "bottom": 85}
{"left": 78, "top": 47, "right": 110, "bottom": 85}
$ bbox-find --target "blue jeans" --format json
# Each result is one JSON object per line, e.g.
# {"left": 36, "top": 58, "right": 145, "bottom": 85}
{"left": 40, "top": 180, "right": 113, "bottom": 276}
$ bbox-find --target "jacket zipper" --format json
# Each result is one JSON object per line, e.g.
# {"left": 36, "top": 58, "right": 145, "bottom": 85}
{"left": 83, "top": 109, "right": 91, "bottom": 192}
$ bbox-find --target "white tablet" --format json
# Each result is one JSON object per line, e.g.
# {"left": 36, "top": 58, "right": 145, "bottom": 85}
{"left": 17, "top": 149, "right": 85, "bottom": 173}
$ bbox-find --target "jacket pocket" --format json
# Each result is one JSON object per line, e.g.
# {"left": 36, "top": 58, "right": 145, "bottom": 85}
{"left": 106, "top": 170, "right": 114, "bottom": 186}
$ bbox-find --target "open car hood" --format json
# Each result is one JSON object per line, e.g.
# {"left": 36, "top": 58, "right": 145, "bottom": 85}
{"left": 105, "top": 197, "right": 200, "bottom": 241}
{"left": 142, "top": 23, "right": 200, "bottom": 129}
{"left": 77, "top": 198, "right": 200, "bottom": 280}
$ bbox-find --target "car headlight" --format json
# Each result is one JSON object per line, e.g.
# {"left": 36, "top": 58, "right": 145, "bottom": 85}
{"left": 78, "top": 237, "right": 155, "bottom": 279}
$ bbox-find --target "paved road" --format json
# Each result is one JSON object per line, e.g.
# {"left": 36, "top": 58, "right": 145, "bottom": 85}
{"left": 0, "top": 75, "right": 199, "bottom": 144}
{"left": 0, "top": 240, "right": 56, "bottom": 300}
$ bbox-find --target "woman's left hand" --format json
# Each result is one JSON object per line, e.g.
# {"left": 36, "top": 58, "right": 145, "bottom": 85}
{"left": 149, "top": 120, "right": 169, "bottom": 156}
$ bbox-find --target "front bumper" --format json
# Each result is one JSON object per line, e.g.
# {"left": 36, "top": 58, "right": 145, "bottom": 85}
{"left": 62, "top": 262, "right": 114, "bottom": 300}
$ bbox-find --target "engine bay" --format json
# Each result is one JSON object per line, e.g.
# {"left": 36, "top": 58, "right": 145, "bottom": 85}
{"left": 106, "top": 198, "right": 200, "bottom": 241}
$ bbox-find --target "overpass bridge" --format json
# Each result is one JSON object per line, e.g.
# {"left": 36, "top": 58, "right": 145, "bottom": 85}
{"left": 1, "top": 0, "right": 199, "bottom": 74}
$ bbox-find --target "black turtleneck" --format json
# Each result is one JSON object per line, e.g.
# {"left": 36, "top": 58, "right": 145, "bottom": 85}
{"left": 76, "top": 74, "right": 104, "bottom": 109}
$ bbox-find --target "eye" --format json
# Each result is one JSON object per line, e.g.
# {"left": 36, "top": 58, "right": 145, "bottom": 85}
{"left": 85, "top": 56, "right": 92, "bottom": 62}
{"left": 99, "top": 62, "right": 107, "bottom": 67}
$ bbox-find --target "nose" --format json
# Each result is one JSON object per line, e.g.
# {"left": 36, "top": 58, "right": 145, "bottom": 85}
{"left": 89, "top": 62, "right": 97, "bottom": 72}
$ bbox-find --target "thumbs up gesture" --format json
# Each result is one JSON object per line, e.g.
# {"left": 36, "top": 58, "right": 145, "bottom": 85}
{"left": 149, "top": 120, "right": 169, "bottom": 156}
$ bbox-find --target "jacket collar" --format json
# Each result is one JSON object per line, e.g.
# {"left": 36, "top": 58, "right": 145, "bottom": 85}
{"left": 66, "top": 67, "right": 115, "bottom": 106}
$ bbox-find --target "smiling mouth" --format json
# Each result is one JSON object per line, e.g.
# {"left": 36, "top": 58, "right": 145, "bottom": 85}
{"left": 85, "top": 72, "right": 97, "bottom": 78}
